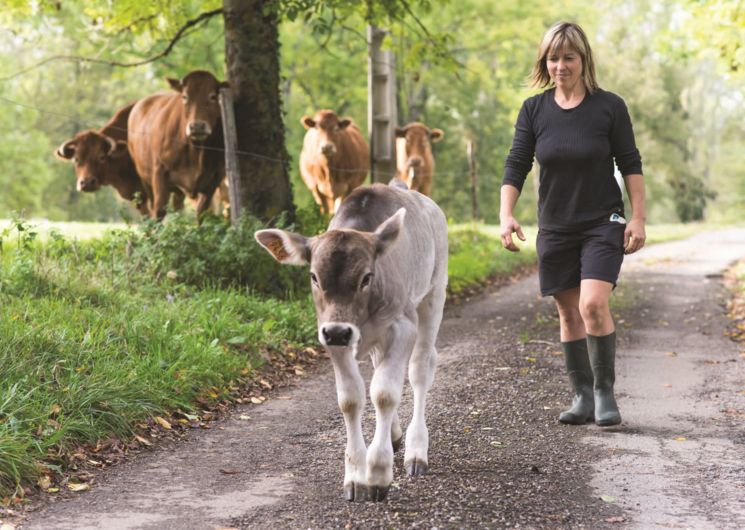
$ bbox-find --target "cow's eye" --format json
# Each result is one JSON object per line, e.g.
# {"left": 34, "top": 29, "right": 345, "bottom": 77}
{"left": 310, "top": 272, "right": 319, "bottom": 286}
{"left": 360, "top": 272, "right": 373, "bottom": 290}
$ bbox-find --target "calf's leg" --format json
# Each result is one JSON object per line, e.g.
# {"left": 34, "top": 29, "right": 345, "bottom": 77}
{"left": 405, "top": 287, "right": 445, "bottom": 476}
{"left": 329, "top": 346, "right": 368, "bottom": 502}
{"left": 367, "top": 317, "right": 417, "bottom": 501}
{"left": 371, "top": 354, "right": 403, "bottom": 452}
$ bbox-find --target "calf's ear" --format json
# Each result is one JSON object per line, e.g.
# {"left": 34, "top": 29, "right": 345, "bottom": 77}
{"left": 167, "top": 77, "right": 183, "bottom": 92}
{"left": 395, "top": 127, "right": 407, "bottom": 138}
{"left": 430, "top": 128, "right": 444, "bottom": 142}
{"left": 55, "top": 140, "right": 76, "bottom": 160}
{"left": 374, "top": 208, "right": 406, "bottom": 256}
{"left": 301, "top": 116, "right": 316, "bottom": 129}
{"left": 255, "top": 229, "right": 310, "bottom": 266}
{"left": 338, "top": 119, "right": 351, "bottom": 129}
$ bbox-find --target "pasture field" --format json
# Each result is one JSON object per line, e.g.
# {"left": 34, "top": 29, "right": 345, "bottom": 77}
{"left": 0, "top": 216, "right": 719, "bottom": 499}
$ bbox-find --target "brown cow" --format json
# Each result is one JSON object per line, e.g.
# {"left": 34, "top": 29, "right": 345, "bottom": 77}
{"left": 128, "top": 70, "right": 227, "bottom": 220}
{"left": 395, "top": 122, "right": 444, "bottom": 197}
{"left": 55, "top": 102, "right": 149, "bottom": 214}
{"left": 300, "top": 110, "right": 369, "bottom": 215}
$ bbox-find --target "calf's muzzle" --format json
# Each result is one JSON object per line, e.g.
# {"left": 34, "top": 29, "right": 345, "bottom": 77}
{"left": 321, "top": 323, "right": 354, "bottom": 347}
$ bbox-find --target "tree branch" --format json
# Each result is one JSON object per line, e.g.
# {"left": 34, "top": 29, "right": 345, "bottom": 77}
{"left": 0, "top": 8, "right": 223, "bottom": 82}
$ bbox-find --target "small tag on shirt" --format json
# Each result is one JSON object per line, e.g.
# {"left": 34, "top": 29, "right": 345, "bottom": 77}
{"left": 609, "top": 213, "right": 627, "bottom": 224}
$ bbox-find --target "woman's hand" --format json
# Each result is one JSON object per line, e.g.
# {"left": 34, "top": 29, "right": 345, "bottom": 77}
{"left": 624, "top": 217, "right": 646, "bottom": 254}
{"left": 500, "top": 216, "right": 526, "bottom": 252}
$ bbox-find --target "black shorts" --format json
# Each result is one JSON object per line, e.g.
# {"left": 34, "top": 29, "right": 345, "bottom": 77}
{"left": 536, "top": 220, "right": 626, "bottom": 297}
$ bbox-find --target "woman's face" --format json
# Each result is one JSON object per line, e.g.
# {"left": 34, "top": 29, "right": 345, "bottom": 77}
{"left": 547, "top": 46, "right": 583, "bottom": 90}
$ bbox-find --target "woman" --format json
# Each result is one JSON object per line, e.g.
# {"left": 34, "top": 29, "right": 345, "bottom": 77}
{"left": 499, "top": 21, "right": 646, "bottom": 426}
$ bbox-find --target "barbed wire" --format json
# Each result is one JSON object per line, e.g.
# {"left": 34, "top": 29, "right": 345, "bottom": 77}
{"left": 0, "top": 93, "right": 486, "bottom": 182}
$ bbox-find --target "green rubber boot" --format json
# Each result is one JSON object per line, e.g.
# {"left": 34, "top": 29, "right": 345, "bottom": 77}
{"left": 558, "top": 338, "right": 595, "bottom": 425}
{"left": 587, "top": 332, "right": 622, "bottom": 427}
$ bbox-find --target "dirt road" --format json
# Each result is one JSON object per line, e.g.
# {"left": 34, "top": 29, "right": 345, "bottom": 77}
{"left": 16, "top": 228, "right": 745, "bottom": 529}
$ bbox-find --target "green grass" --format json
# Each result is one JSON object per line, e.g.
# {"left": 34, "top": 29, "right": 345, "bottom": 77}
{"left": 447, "top": 224, "right": 536, "bottom": 295}
{"left": 0, "top": 216, "right": 727, "bottom": 498}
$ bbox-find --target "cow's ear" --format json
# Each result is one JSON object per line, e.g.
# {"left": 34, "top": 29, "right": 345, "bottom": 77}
{"left": 255, "top": 229, "right": 310, "bottom": 266}
{"left": 338, "top": 119, "right": 351, "bottom": 129}
{"left": 374, "top": 208, "right": 406, "bottom": 256}
{"left": 110, "top": 140, "right": 128, "bottom": 157}
{"left": 167, "top": 77, "right": 183, "bottom": 92}
{"left": 395, "top": 127, "right": 407, "bottom": 138}
{"left": 103, "top": 136, "right": 118, "bottom": 155}
{"left": 430, "top": 128, "right": 444, "bottom": 142}
{"left": 55, "top": 140, "right": 76, "bottom": 160}
{"left": 301, "top": 116, "right": 315, "bottom": 129}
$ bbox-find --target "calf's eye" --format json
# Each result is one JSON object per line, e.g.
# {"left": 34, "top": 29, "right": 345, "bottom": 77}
{"left": 310, "top": 272, "right": 319, "bottom": 286}
{"left": 360, "top": 272, "right": 373, "bottom": 289}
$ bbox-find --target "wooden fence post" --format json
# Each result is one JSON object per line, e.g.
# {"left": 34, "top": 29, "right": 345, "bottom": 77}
{"left": 367, "top": 25, "right": 398, "bottom": 183}
{"left": 219, "top": 87, "right": 242, "bottom": 226}
{"left": 467, "top": 139, "right": 479, "bottom": 221}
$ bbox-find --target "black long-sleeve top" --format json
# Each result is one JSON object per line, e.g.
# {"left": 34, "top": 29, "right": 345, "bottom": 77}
{"left": 502, "top": 88, "right": 642, "bottom": 231}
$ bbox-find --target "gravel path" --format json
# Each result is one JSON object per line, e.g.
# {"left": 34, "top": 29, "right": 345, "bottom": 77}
{"left": 14, "top": 228, "right": 745, "bottom": 530}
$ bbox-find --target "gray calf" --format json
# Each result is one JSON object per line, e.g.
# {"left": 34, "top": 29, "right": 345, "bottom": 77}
{"left": 255, "top": 183, "right": 448, "bottom": 501}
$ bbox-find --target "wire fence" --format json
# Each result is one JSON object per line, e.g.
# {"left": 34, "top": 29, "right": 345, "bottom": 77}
{"left": 0, "top": 92, "right": 476, "bottom": 183}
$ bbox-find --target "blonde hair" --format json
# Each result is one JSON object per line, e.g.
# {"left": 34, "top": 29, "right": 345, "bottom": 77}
{"left": 530, "top": 21, "right": 598, "bottom": 94}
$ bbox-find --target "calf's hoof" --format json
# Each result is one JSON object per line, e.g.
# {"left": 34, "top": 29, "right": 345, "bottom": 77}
{"left": 391, "top": 436, "right": 403, "bottom": 453}
{"left": 368, "top": 485, "right": 390, "bottom": 502}
{"left": 405, "top": 458, "right": 428, "bottom": 476}
{"left": 344, "top": 482, "right": 368, "bottom": 502}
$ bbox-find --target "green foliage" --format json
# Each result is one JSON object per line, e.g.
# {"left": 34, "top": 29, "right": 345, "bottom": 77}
{"left": 0, "top": 216, "right": 318, "bottom": 496}
{"left": 1, "top": 0, "right": 744, "bottom": 224}
{"left": 447, "top": 226, "right": 536, "bottom": 295}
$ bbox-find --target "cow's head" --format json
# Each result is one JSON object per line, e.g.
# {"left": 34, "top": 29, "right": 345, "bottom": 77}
{"left": 301, "top": 110, "right": 352, "bottom": 159}
{"left": 255, "top": 208, "right": 405, "bottom": 349}
{"left": 167, "top": 70, "right": 229, "bottom": 143}
{"left": 395, "top": 123, "right": 444, "bottom": 186}
{"left": 55, "top": 131, "right": 127, "bottom": 192}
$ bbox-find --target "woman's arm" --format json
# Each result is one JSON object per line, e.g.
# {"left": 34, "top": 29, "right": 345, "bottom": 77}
{"left": 500, "top": 184, "right": 526, "bottom": 252}
{"left": 622, "top": 173, "right": 646, "bottom": 254}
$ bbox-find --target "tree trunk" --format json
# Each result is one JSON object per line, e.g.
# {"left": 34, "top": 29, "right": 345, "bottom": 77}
{"left": 223, "top": 0, "right": 295, "bottom": 222}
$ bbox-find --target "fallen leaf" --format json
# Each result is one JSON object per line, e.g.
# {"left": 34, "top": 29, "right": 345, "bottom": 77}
{"left": 665, "top": 351, "right": 677, "bottom": 357}
{"left": 605, "top": 516, "right": 625, "bottom": 523}
{"left": 663, "top": 383, "right": 673, "bottom": 388}
{"left": 219, "top": 469, "right": 242, "bottom": 475}
{"left": 49, "top": 404, "right": 62, "bottom": 416}
{"left": 673, "top": 436, "right": 688, "bottom": 442}
{"left": 259, "top": 379, "right": 273, "bottom": 390}
{"left": 600, "top": 494, "right": 616, "bottom": 503}
{"left": 250, "top": 397, "right": 263, "bottom": 405}
{"left": 46, "top": 487, "right": 60, "bottom": 493}
{"left": 490, "top": 441, "right": 503, "bottom": 447}
{"left": 134, "top": 434, "right": 152, "bottom": 446}
{"left": 154, "top": 416, "right": 172, "bottom": 430}
{"left": 525, "top": 357, "right": 537, "bottom": 363}
{"left": 67, "top": 483, "right": 90, "bottom": 492}
{"left": 37, "top": 475, "right": 52, "bottom": 490}
{"left": 239, "top": 415, "right": 251, "bottom": 421}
